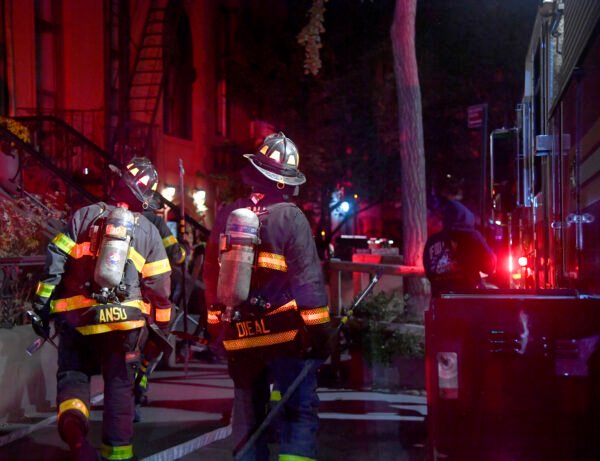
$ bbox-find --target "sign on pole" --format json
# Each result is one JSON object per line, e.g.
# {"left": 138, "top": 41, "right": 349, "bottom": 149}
{"left": 467, "top": 104, "right": 485, "bottom": 128}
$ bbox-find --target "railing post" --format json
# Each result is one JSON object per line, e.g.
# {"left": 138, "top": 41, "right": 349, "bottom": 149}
{"left": 328, "top": 259, "right": 343, "bottom": 317}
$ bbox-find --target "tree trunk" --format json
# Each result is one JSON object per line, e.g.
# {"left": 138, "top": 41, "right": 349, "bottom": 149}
{"left": 390, "top": 0, "right": 429, "bottom": 320}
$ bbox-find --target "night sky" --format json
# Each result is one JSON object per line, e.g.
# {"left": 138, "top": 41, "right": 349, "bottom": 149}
{"left": 228, "top": 0, "right": 540, "bottom": 231}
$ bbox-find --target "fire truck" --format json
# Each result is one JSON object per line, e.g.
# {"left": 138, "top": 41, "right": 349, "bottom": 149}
{"left": 426, "top": 2, "right": 600, "bottom": 459}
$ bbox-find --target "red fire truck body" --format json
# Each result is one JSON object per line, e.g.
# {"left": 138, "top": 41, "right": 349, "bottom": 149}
{"left": 426, "top": 2, "right": 600, "bottom": 459}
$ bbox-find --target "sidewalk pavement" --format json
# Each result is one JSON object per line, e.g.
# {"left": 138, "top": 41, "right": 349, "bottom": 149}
{"left": 0, "top": 357, "right": 427, "bottom": 461}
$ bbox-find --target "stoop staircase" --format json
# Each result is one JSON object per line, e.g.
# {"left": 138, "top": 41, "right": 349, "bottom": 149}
{"left": 0, "top": 115, "right": 208, "bottom": 239}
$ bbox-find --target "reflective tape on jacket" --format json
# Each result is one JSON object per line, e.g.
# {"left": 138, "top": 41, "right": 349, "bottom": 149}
{"left": 101, "top": 443, "right": 134, "bottom": 461}
{"left": 76, "top": 319, "right": 146, "bottom": 335}
{"left": 128, "top": 246, "right": 145, "bottom": 272}
{"left": 175, "top": 247, "right": 186, "bottom": 265}
{"left": 155, "top": 306, "right": 172, "bottom": 323}
{"left": 207, "top": 309, "right": 221, "bottom": 324}
{"left": 300, "top": 306, "right": 331, "bottom": 325}
{"left": 35, "top": 281, "right": 56, "bottom": 299}
{"left": 52, "top": 233, "right": 94, "bottom": 259}
{"left": 265, "top": 299, "right": 297, "bottom": 316}
{"left": 223, "top": 329, "right": 298, "bottom": 351}
{"left": 142, "top": 258, "right": 171, "bottom": 278}
{"left": 257, "top": 251, "right": 288, "bottom": 272}
{"left": 58, "top": 398, "right": 89, "bottom": 419}
{"left": 162, "top": 234, "right": 178, "bottom": 248}
{"left": 50, "top": 296, "right": 150, "bottom": 315}
{"left": 130, "top": 248, "right": 171, "bottom": 276}
{"left": 279, "top": 454, "right": 316, "bottom": 461}
{"left": 162, "top": 230, "right": 187, "bottom": 265}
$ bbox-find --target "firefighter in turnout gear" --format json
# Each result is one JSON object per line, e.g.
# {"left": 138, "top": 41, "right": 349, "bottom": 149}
{"left": 32, "top": 157, "right": 173, "bottom": 461}
{"left": 203, "top": 132, "right": 333, "bottom": 461}
{"left": 134, "top": 187, "right": 186, "bottom": 422}
{"left": 133, "top": 201, "right": 186, "bottom": 421}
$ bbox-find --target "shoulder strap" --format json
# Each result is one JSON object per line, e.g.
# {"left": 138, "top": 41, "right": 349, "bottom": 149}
{"left": 88, "top": 203, "right": 111, "bottom": 254}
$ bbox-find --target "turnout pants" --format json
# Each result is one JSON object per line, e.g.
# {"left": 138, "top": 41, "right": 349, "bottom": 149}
{"left": 232, "top": 356, "right": 321, "bottom": 461}
{"left": 57, "top": 325, "right": 142, "bottom": 460}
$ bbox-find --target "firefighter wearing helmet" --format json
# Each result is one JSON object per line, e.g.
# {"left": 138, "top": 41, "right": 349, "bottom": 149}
{"left": 203, "top": 132, "right": 333, "bottom": 461}
{"left": 115, "top": 159, "right": 187, "bottom": 420}
{"left": 31, "top": 156, "right": 173, "bottom": 461}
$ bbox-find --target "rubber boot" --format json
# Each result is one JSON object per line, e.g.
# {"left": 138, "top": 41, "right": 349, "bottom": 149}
{"left": 58, "top": 411, "right": 99, "bottom": 461}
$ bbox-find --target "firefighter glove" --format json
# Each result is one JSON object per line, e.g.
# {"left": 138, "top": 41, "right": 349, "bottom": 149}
{"left": 31, "top": 303, "right": 50, "bottom": 339}
{"left": 305, "top": 322, "right": 335, "bottom": 360}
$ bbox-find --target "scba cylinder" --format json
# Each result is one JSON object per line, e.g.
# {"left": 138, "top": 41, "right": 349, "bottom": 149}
{"left": 94, "top": 205, "right": 134, "bottom": 289}
{"left": 217, "top": 208, "right": 260, "bottom": 307}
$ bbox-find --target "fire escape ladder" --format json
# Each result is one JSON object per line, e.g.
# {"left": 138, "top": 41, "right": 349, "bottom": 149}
{"left": 126, "top": 0, "right": 180, "bottom": 159}
{"left": 106, "top": 0, "right": 130, "bottom": 165}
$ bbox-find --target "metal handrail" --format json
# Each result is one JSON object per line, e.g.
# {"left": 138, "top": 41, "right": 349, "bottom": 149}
{"left": 327, "top": 258, "right": 424, "bottom": 317}
{"left": 4, "top": 115, "right": 210, "bottom": 240}
{"left": 0, "top": 256, "right": 46, "bottom": 266}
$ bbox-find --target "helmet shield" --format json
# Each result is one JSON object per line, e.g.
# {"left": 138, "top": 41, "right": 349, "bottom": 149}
{"left": 122, "top": 157, "right": 159, "bottom": 207}
{"left": 244, "top": 132, "right": 306, "bottom": 186}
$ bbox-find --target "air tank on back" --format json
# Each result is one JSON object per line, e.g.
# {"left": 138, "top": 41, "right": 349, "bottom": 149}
{"left": 94, "top": 204, "right": 134, "bottom": 289}
{"left": 217, "top": 208, "right": 260, "bottom": 308}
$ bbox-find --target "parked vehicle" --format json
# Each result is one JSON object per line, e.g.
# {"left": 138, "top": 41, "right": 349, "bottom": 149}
{"left": 427, "top": 2, "right": 600, "bottom": 459}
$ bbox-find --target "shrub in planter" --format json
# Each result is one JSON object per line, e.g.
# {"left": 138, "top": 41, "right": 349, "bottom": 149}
{"left": 0, "top": 193, "right": 65, "bottom": 257}
{"left": 341, "top": 290, "right": 425, "bottom": 389}
{"left": 0, "top": 192, "right": 66, "bottom": 327}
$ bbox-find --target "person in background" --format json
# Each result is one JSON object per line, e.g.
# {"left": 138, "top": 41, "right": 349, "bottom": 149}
{"left": 132, "top": 198, "right": 186, "bottom": 420}
{"left": 423, "top": 198, "right": 497, "bottom": 297}
{"left": 203, "top": 132, "right": 333, "bottom": 461}
{"left": 31, "top": 157, "right": 172, "bottom": 461}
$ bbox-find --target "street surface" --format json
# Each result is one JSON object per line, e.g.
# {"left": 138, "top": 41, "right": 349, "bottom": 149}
{"left": 0, "top": 358, "right": 427, "bottom": 461}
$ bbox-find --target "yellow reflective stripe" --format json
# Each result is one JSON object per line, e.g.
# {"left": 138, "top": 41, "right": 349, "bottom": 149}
{"left": 300, "top": 306, "right": 331, "bottom": 325}
{"left": 175, "top": 247, "right": 186, "bottom": 265}
{"left": 100, "top": 443, "right": 134, "bottom": 461}
{"left": 162, "top": 235, "right": 177, "bottom": 248}
{"left": 142, "top": 258, "right": 171, "bottom": 278}
{"left": 51, "top": 297, "right": 149, "bottom": 314}
{"left": 36, "top": 282, "right": 56, "bottom": 298}
{"left": 155, "top": 307, "right": 171, "bottom": 323}
{"left": 223, "top": 329, "right": 298, "bottom": 351}
{"left": 51, "top": 295, "right": 96, "bottom": 312}
{"left": 52, "top": 233, "right": 76, "bottom": 255}
{"left": 51, "top": 234, "right": 95, "bottom": 259}
{"left": 128, "top": 246, "right": 145, "bottom": 272}
{"left": 270, "top": 390, "right": 282, "bottom": 401}
{"left": 76, "top": 319, "right": 146, "bottom": 335}
{"left": 58, "top": 398, "right": 89, "bottom": 419}
{"left": 70, "top": 241, "right": 93, "bottom": 258}
{"left": 266, "top": 299, "right": 297, "bottom": 316}
{"left": 207, "top": 310, "right": 221, "bottom": 324}
{"left": 257, "top": 252, "right": 288, "bottom": 272}
{"left": 279, "top": 455, "right": 316, "bottom": 461}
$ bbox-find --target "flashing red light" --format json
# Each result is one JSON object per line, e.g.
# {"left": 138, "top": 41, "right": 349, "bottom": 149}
{"left": 518, "top": 256, "right": 528, "bottom": 267}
